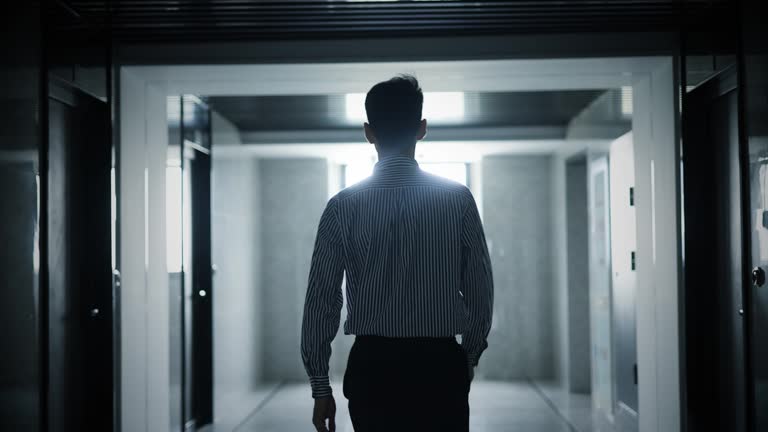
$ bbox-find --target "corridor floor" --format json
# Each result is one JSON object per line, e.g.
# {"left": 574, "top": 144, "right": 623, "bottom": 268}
{"left": 226, "top": 380, "right": 594, "bottom": 432}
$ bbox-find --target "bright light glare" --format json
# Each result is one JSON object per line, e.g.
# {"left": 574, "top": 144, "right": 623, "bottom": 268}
{"left": 345, "top": 92, "right": 465, "bottom": 124}
{"left": 621, "top": 86, "right": 633, "bottom": 117}
{"left": 343, "top": 161, "right": 467, "bottom": 188}
{"left": 344, "top": 159, "right": 376, "bottom": 187}
{"left": 420, "top": 162, "right": 467, "bottom": 186}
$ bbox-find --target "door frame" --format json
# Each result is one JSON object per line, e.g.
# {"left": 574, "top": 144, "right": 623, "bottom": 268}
{"left": 119, "top": 56, "right": 682, "bottom": 432}
{"left": 608, "top": 132, "right": 639, "bottom": 430}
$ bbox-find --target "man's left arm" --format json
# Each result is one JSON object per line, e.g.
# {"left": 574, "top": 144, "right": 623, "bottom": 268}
{"left": 300, "top": 199, "right": 345, "bottom": 400}
{"left": 459, "top": 196, "right": 494, "bottom": 371}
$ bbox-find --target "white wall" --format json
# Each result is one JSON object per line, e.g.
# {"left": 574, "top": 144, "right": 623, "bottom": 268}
{"left": 119, "top": 70, "right": 170, "bottom": 432}
{"left": 632, "top": 58, "right": 681, "bottom": 432}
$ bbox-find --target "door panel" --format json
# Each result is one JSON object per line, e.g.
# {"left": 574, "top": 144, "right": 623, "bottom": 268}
{"left": 609, "top": 133, "right": 638, "bottom": 430}
{"left": 47, "top": 97, "right": 78, "bottom": 432}
{"left": 171, "top": 95, "right": 214, "bottom": 431}
{"left": 746, "top": 85, "right": 768, "bottom": 432}
{"left": 741, "top": 0, "right": 768, "bottom": 426}
{"left": 588, "top": 154, "right": 614, "bottom": 421}
{"left": 190, "top": 148, "right": 213, "bottom": 427}
{"left": 712, "top": 89, "right": 746, "bottom": 431}
{"left": 682, "top": 68, "right": 745, "bottom": 431}
{"left": 47, "top": 81, "right": 114, "bottom": 431}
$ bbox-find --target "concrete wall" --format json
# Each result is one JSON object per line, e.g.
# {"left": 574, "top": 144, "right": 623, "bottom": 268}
{"left": 478, "top": 155, "right": 554, "bottom": 380}
{"left": 260, "top": 158, "right": 329, "bottom": 381}
{"left": 212, "top": 155, "right": 344, "bottom": 386}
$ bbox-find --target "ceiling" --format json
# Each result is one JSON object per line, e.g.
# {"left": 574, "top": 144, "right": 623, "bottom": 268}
{"left": 207, "top": 90, "right": 604, "bottom": 134}
{"left": 58, "top": 1, "right": 729, "bottom": 42}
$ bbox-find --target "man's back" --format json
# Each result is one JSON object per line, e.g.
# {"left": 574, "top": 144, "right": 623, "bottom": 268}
{"left": 301, "top": 155, "right": 493, "bottom": 396}
{"left": 333, "top": 156, "right": 479, "bottom": 338}
{"left": 300, "top": 75, "right": 493, "bottom": 432}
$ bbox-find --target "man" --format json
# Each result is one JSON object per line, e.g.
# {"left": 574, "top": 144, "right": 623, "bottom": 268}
{"left": 300, "top": 75, "right": 494, "bottom": 432}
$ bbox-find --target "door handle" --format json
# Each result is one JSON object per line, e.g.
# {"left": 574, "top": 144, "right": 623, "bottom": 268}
{"left": 752, "top": 267, "right": 765, "bottom": 287}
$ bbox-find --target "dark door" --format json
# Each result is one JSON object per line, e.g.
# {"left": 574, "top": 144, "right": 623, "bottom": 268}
{"left": 176, "top": 96, "right": 214, "bottom": 431}
{"left": 682, "top": 66, "right": 747, "bottom": 431}
{"left": 187, "top": 145, "right": 213, "bottom": 428}
{"left": 741, "top": 26, "right": 768, "bottom": 432}
{"left": 47, "top": 79, "right": 114, "bottom": 431}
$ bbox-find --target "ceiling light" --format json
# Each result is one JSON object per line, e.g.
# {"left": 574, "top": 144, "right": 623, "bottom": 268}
{"left": 345, "top": 92, "right": 465, "bottom": 124}
{"left": 621, "top": 86, "right": 633, "bottom": 117}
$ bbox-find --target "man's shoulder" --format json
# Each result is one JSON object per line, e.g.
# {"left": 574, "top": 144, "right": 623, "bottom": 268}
{"left": 329, "top": 173, "right": 475, "bottom": 204}
{"left": 331, "top": 179, "right": 371, "bottom": 203}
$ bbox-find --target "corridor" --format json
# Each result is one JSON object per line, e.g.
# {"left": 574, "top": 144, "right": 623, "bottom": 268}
{"left": 7, "top": 1, "right": 767, "bottom": 432}
{"left": 205, "top": 381, "right": 595, "bottom": 432}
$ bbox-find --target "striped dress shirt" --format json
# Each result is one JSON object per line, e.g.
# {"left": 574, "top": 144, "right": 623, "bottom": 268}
{"left": 300, "top": 155, "right": 494, "bottom": 398}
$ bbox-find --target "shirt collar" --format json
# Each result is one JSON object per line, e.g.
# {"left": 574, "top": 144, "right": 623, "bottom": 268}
{"left": 373, "top": 155, "right": 419, "bottom": 176}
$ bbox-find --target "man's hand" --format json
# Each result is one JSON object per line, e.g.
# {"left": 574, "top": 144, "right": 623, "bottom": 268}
{"left": 312, "top": 395, "right": 337, "bottom": 432}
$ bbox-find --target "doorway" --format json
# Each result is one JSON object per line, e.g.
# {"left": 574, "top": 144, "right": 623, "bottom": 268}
{"left": 119, "top": 57, "right": 682, "bottom": 432}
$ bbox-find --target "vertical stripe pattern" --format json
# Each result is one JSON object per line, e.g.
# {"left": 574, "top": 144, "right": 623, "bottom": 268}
{"left": 301, "top": 156, "right": 494, "bottom": 398}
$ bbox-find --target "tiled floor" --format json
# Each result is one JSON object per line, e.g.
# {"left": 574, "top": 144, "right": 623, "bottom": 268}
{"left": 216, "top": 380, "right": 596, "bottom": 432}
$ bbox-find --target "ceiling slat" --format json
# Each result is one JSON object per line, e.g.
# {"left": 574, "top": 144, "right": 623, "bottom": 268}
{"left": 54, "top": 0, "right": 731, "bottom": 42}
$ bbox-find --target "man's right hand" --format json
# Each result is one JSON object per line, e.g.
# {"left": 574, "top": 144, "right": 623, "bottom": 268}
{"left": 312, "top": 395, "right": 336, "bottom": 432}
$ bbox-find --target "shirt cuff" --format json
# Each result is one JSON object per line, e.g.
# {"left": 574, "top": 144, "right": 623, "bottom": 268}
{"left": 465, "top": 352, "right": 479, "bottom": 368}
{"left": 309, "top": 376, "right": 332, "bottom": 399}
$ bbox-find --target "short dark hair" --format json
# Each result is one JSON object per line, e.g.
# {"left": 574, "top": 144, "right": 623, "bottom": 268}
{"left": 365, "top": 74, "right": 424, "bottom": 149}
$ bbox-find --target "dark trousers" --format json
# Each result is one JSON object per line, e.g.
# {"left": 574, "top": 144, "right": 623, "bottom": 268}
{"left": 343, "top": 335, "right": 470, "bottom": 432}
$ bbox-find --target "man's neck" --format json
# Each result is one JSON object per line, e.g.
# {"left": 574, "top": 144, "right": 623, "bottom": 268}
{"left": 377, "top": 148, "right": 415, "bottom": 160}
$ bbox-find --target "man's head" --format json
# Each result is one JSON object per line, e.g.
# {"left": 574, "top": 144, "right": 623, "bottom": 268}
{"left": 363, "top": 74, "right": 427, "bottom": 156}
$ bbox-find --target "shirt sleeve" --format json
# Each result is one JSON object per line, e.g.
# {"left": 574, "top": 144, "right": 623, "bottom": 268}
{"left": 460, "top": 195, "right": 494, "bottom": 368}
{"left": 300, "top": 199, "right": 345, "bottom": 399}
